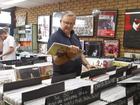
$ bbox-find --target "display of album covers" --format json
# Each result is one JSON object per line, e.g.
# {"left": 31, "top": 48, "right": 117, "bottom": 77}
{"left": 84, "top": 41, "right": 102, "bottom": 57}
{"left": 104, "top": 40, "right": 119, "bottom": 58}
{"left": 96, "top": 11, "right": 117, "bottom": 38}
{"left": 51, "top": 12, "right": 63, "bottom": 34}
{"left": 16, "top": 12, "right": 27, "bottom": 26}
{"left": 74, "top": 15, "right": 93, "bottom": 36}
{"left": 38, "top": 43, "right": 47, "bottom": 54}
{"left": 124, "top": 9, "right": 140, "bottom": 48}
{"left": 38, "top": 15, "right": 50, "bottom": 42}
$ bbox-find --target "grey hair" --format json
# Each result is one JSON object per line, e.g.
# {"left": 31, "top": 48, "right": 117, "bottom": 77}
{"left": 61, "top": 11, "right": 76, "bottom": 20}
{"left": 0, "top": 27, "right": 9, "bottom": 35}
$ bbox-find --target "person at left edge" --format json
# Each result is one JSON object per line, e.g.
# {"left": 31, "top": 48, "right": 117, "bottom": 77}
{"left": 0, "top": 27, "right": 16, "bottom": 60}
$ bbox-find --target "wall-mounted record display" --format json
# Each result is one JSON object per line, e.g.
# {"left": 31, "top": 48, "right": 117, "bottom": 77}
{"left": 124, "top": 9, "right": 140, "bottom": 49}
{"left": 38, "top": 15, "right": 50, "bottom": 43}
{"left": 84, "top": 41, "right": 102, "bottom": 57}
{"left": 51, "top": 12, "right": 63, "bottom": 34}
{"left": 96, "top": 10, "right": 117, "bottom": 38}
{"left": 103, "top": 39, "right": 119, "bottom": 58}
{"left": 74, "top": 15, "right": 94, "bottom": 37}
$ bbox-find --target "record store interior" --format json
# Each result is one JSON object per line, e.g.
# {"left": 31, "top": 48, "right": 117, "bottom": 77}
{"left": 0, "top": 0, "right": 140, "bottom": 105}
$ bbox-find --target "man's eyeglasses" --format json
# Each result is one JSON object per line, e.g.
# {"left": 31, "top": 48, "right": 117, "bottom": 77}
{"left": 62, "top": 20, "right": 75, "bottom": 26}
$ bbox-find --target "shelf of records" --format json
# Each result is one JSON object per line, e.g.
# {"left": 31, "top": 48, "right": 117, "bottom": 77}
{"left": 0, "top": 56, "right": 53, "bottom": 84}
{"left": 0, "top": 64, "right": 140, "bottom": 105}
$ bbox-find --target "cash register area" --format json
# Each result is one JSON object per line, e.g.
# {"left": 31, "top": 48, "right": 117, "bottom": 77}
{"left": 0, "top": 53, "right": 140, "bottom": 105}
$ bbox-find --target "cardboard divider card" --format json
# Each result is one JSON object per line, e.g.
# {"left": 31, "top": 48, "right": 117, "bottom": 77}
{"left": 81, "top": 68, "right": 106, "bottom": 78}
{"left": 51, "top": 73, "right": 76, "bottom": 83}
{"left": 94, "top": 78, "right": 117, "bottom": 92}
{"left": 45, "top": 86, "right": 93, "bottom": 105}
{"left": 74, "top": 92, "right": 101, "bottom": 105}
{"left": 89, "top": 68, "right": 106, "bottom": 78}
{"left": 3, "top": 77, "right": 41, "bottom": 92}
{"left": 105, "top": 66, "right": 116, "bottom": 72}
{"left": 22, "top": 81, "right": 64, "bottom": 104}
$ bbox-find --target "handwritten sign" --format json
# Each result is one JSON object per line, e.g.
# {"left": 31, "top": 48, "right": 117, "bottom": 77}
{"left": 45, "top": 86, "right": 100, "bottom": 105}
{"left": 94, "top": 78, "right": 117, "bottom": 92}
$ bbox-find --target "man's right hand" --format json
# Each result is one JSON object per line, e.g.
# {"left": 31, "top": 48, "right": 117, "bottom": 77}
{"left": 56, "top": 49, "right": 66, "bottom": 57}
{"left": 66, "top": 45, "right": 80, "bottom": 59}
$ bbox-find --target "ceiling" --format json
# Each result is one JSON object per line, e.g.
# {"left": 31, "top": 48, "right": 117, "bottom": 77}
{"left": 0, "top": 0, "right": 69, "bottom": 10}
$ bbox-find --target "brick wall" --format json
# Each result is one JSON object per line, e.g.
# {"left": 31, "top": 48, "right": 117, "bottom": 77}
{"left": 15, "top": 0, "right": 140, "bottom": 56}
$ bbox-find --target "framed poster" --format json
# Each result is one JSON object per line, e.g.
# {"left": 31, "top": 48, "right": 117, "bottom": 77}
{"left": 124, "top": 9, "right": 140, "bottom": 48}
{"left": 104, "top": 39, "right": 119, "bottom": 58}
{"left": 84, "top": 41, "right": 102, "bottom": 57}
{"left": 38, "top": 43, "right": 47, "bottom": 54}
{"left": 74, "top": 15, "right": 94, "bottom": 36}
{"left": 51, "top": 12, "right": 63, "bottom": 34}
{"left": 16, "top": 12, "right": 27, "bottom": 26}
{"left": 38, "top": 15, "right": 50, "bottom": 43}
{"left": 96, "top": 10, "right": 117, "bottom": 38}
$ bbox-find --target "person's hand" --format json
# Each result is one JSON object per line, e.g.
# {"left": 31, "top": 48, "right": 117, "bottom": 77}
{"left": 56, "top": 49, "right": 67, "bottom": 57}
{"left": 66, "top": 45, "right": 80, "bottom": 59}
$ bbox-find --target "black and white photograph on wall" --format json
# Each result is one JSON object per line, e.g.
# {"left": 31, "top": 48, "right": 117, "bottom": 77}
{"left": 38, "top": 43, "right": 47, "bottom": 54}
{"left": 124, "top": 9, "right": 140, "bottom": 48}
{"left": 84, "top": 41, "right": 102, "bottom": 57}
{"left": 16, "top": 12, "right": 27, "bottom": 26}
{"left": 74, "top": 15, "right": 93, "bottom": 36}
{"left": 38, "top": 15, "right": 50, "bottom": 43}
{"left": 104, "top": 39, "right": 119, "bottom": 58}
{"left": 51, "top": 12, "right": 63, "bottom": 34}
{"left": 96, "top": 10, "right": 117, "bottom": 38}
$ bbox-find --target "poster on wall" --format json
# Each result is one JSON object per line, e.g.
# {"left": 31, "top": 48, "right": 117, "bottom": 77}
{"left": 16, "top": 12, "right": 27, "bottom": 26}
{"left": 84, "top": 41, "right": 102, "bottom": 57}
{"left": 96, "top": 10, "right": 117, "bottom": 38}
{"left": 104, "top": 39, "right": 119, "bottom": 58}
{"left": 38, "top": 43, "right": 47, "bottom": 54}
{"left": 74, "top": 15, "right": 93, "bottom": 36}
{"left": 124, "top": 9, "right": 140, "bottom": 48}
{"left": 38, "top": 15, "right": 50, "bottom": 43}
{"left": 52, "top": 12, "right": 63, "bottom": 34}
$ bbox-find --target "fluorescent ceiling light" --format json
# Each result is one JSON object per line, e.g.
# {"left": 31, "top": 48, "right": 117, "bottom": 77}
{"left": 2, "top": 0, "right": 27, "bottom": 5}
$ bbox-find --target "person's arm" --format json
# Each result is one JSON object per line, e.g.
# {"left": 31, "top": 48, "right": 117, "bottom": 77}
{"left": 81, "top": 54, "right": 95, "bottom": 69}
{"left": 0, "top": 46, "right": 15, "bottom": 57}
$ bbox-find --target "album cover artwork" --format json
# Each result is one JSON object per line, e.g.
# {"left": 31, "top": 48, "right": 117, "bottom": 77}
{"left": 124, "top": 9, "right": 140, "bottom": 48}
{"left": 104, "top": 40, "right": 119, "bottom": 58}
{"left": 96, "top": 11, "right": 117, "bottom": 38}
{"left": 38, "top": 15, "right": 50, "bottom": 42}
{"left": 74, "top": 15, "right": 93, "bottom": 36}
{"left": 84, "top": 41, "right": 102, "bottom": 57}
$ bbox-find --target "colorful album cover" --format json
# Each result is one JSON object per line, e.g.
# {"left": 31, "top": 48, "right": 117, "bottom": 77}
{"left": 97, "top": 11, "right": 117, "bottom": 37}
{"left": 84, "top": 41, "right": 102, "bottom": 57}
{"left": 104, "top": 40, "right": 119, "bottom": 58}
{"left": 124, "top": 9, "right": 140, "bottom": 48}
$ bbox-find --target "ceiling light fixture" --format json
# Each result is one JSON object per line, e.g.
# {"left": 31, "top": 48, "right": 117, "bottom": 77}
{"left": 2, "top": 0, "right": 27, "bottom": 5}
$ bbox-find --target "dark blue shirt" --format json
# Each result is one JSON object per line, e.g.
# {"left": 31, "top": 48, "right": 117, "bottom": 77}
{"left": 48, "top": 28, "right": 82, "bottom": 76}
